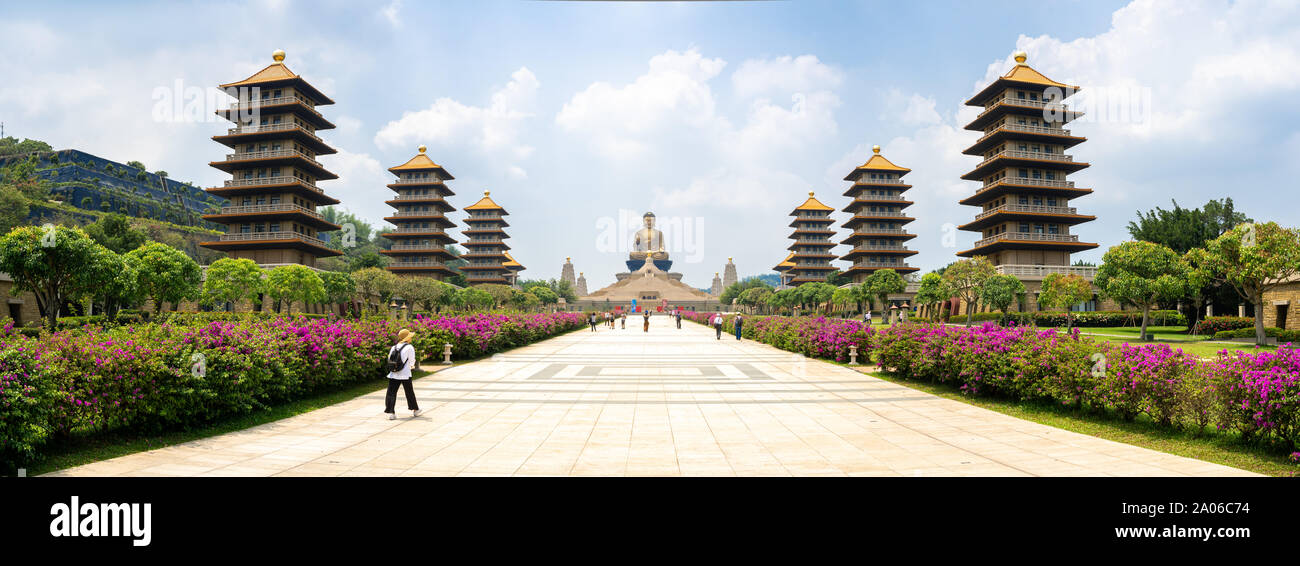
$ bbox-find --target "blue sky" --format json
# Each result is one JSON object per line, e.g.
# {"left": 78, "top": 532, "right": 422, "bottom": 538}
{"left": 3, "top": 0, "right": 1298, "bottom": 289}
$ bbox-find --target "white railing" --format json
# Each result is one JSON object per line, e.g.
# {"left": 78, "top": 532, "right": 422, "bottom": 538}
{"left": 224, "top": 149, "right": 322, "bottom": 168}
{"left": 856, "top": 177, "right": 905, "bottom": 185}
{"left": 223, "top": 176, "right": 323, "bottom": 193}
{"left": 388, "top": 210, "right": 445, "bottom": 217}
{"left": 979, "top": 95, "right": 1069, "bottom": 118}
{"left": 980, "top": 122, "right": 1071, "bottom": 141}
{"left": 218, "top": 231, "right": 327, "bottom": 247}
{"left": 393, "top": 177, "right": 443, "bottom": 184}
{"left": 386, "top": 244, "right": 447, "bottom": 252}
{"left": 974, "top": 203, "right": 1078, "bottom": 220}
{"left": 853, "top": 262, "right": 911, "bottom": 269}
{"left": 466, "top": 239, "right": 504, "bottom": 244}
{"left": 853, "top": 210, "right": 909, "bottom": 217}
{"left": 228, "top": 96, "right": 316, "bottom": 111}
{"left": 390, "top": 260, "right": 448, "bottom": 268}
{"left": 995, "top": 264, "right": 1098, "bottom": 279}
{"left": 980, "top": 177, "right": 1075, "bottom": 190}
{"left": 854, "top": 195, "right": 908, "bottom": 202}
{"left": 973, "top": 232, "right": 1080, "bottom": 248}
{"left": 850, "top": 228, "right": 908, "bottom": 235}
{"left": 390, "top": 193, "right": 446, "bottom": 200}
{"left": 226, "top": 122, "right": 324, "bottom": 142}
{"left": 217, "top": 203, "right": 324, "bottom": 219}
{"left": 389, "top": 227, "right": 446, "bottom": 234}
{"left": 975, "top": 149, "right": 1074, "bottom": 168}
{"left": 853, "top": 244, "right": 908, "bottom": 251}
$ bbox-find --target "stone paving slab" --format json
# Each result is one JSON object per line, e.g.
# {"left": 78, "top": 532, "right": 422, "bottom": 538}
{"left": 46, "top": 316, "right": 1259, "bottom": 477}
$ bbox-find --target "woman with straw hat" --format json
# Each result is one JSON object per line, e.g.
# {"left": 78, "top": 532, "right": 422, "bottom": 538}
{"left": 384, "top": 328, "right": 420, "bottom": 420}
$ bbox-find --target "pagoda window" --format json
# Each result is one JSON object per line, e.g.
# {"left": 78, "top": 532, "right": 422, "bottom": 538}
{"left": 1046, "top": 171, "right": 1057, "bottom": 180}
{"left": 1033, "top": 224, "right": 1044, "bottom": 234}
{"left": 1032, "top": 196, "right": 1043, "bottom": 205}
{"left": 254, "top": 223, "right": 265, "bottom": 232}
{"left": 1018, "top": 169, "right": 1029, "bottom": 178}
{"left": 1030, "top": 92, "right": 1040, "bottom": 101}
{"left": 1047, "top": 197, "right": 1057, "bottom": 206}
{"left": 242, "top": 197, "right": 252, "bottom": 205}
{"left": 270, "top": 195, "right": 280, "bottom": 204}
{"left": 1019, "top": 223, "right": 1030, "bottom": 232}
{"left": 1032, "top": 170, "right": 1042, "bottom": 179}
{"left": 255, "top": 196, "right": 266, "bottom": 205}
{"left": 270, "top": 223, "right": 280, "bottom": 232}
{"left": 240, "top": 224, "right": 250, "bottom": 233}
{"left": 1017, "top": 91, "right": 1026, "bottom": 99}
{"left": 1048, "top": 225, "right": 1060, "bottom": 235}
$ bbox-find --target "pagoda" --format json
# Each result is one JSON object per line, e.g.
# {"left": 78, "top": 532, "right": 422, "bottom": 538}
{"left": 380, "top": 145, "right": 458, "bottom": 279}
{"left": 502, "top": 251, "right": 526, "bottom": 287}
{"left": 461, "top": 191, "right": 512, "bottom": 285}
{"left": 201, "top": 49, "right": 342, "bottom": 267}
{"left": 957, "top": 51, "right": 1098, "bottom": 279}
{"left": 774, "top": 252, "right": 796, "bottom": 288}
{"left": 840, "top": 145, "right": 919, "bottom": 282}
{"left": 782, "top": 192, "right": 837, "bottom": 285}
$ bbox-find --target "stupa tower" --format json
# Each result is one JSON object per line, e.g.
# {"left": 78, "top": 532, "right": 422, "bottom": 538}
{"left": 575, "top": 272, "right": 589, "bottom": 297}
{"left": 201, "top": 49, "right": 342, "bottom": 267}
{"left": 783, "top": 192, "right": 837, "bottom": 285}
{"left": 461, "top": 191, "right": 512, "bottom": 285}
{"left": 957, "top": 51, "right": 1097, "bottom": 276}
{"left": 711, "top": 273, "right": 723, "bottom": 296}
{"left": 723, "top": 257, "right": 738, "bottom": 289}
{"left": 840, "top": 145, "right": 919, "bottom": 282}
{"left": 380, "top": 145, "right": 458, "bottom": 279}
{"left": 561, "top": 257, "right": 577, "bottom": 289}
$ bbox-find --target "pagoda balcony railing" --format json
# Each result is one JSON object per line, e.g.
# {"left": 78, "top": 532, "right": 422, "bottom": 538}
{"left": 855, "top": 177, "right": 905, "bottom": 185}
{"left": 979, "top": 95, "right": 1069, "bottom": 118}
{"left": 390, "top": 193, "right": 446, "bottom": 200}
{"left": 389, "top": 210, "right": 444, "bottom": 217}
{"left": 223, "top": 176, "right": 323, "bottom": 193}
{"left": 852, "top": 261, "right": 911, "bottom": 269}
{"left": 981, "top": 177, "right": 1075, "bottom": 190}
{"left": 852, "top": 210, "right": 909, "bottom": 217}
{"left": 390, "top": 227, "right": 445, "bottom": 234}
{"left": 217, "top": 203, "right": 324, "bottom": 220}
{"left": 973, "top": 232, "right": 1079, "bottom": 248}
{"left": 792, "top": 238, "right": 833, "bottom": 243}
{"left": 853, "top": 195, "right": 908, "bottom": 202}
{"left": 390, "top": 260, "right": 448, "bottom": 268}
{"left": 218, "top": 231, "right": 327, "bottom": 247}
{"left": 995, "top": 264, "right": 1098, "bottom": 279}
{"left": 393, "top": 177, "right": 444, "bottom": 185}
{"left": 226, "top": 96, "right": 324, "bottom": 118}
{"left": 974, "top": 203, "right": 1078, "bottom": 221}
{"left": 850, "top": 228, "right": 908, "bottom": 235}
{"left": 979, "top": 122, "right": 1071, "bottom": 141}
{"left": 975, "top": 149, "right": 1074, "bottom": 169}
{"left": 466, "top": 239, "right": 504, "bottom": 244}
{"left": 227, "top": 122, "right": 324, "bottom": 142}
{"left": 852, "top": 244, "right": 908, "bottom": 251}
{"left": 468, "top": 214, "right": 503, "bottom": 220}
{"left": 387, "top": 244, "right": 448, "bottom": 252}
{"left": 225, "top": 149, "right": 323, "bottom": 168}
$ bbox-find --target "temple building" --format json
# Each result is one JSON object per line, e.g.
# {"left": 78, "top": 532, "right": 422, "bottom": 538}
{"left": 201, "top": 49, "right": 342, "bottom": 267}
{"left": 780, "top": 192, "right": 837, "bottom": 285}
{"left": 722, "top": 257, "right": 738, "bottom": 289}
{"left": 575, "top": 272, "right": 588, "bottom": 296}
{"left": 380, "top": 145, "right": 458, "bottom": 279}
{"left": 561, "top": 257, "right": 577, "bottom": 290}
{"left": 461, "top": 191, "right": 513, "bottom": 285}
{"left": 774, "top": 252, "right": 796, "bottom": 289}
{"left": 957, "top": 51, "right": 1098, "bottom": 282}
{"left": 710, "top": 273, "right": 723, "bottom": 296}
{"left": 502, "top": 251, "right": 526, "bottom": 287}
{"left": 840, "top": 145, "right": 919, "bottom": 282}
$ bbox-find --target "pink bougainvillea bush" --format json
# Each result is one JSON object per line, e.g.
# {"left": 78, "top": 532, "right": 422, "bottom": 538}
{"left": 687, "top": 312, "right": 873, "bottom": 363}
{"left": 0, "top": 312, "right": 585, "bottom": 470}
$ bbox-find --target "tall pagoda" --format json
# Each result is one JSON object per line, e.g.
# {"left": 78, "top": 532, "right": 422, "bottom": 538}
{"left": 774, "top": 252, "right": 796, "bottom": 288}
{"left": 380, "top": 145, "right": 458, "bottom": 279}
{"left": 502, "top": 251, "right": 526, "bottom": 287}
{"left": 840, "top": 145, "right": 919, "bottom": 282}
{"left": 201, "top": 49, "right": 342, "bottom": 267}
{"left": 461, "top": 191, "right": 512, "bottom": 285}
{"left": 781, "top": 192, "right": 837, "bottom": 285}
{"left": 957, "top": 51, "right": 1097, "bottom": 280}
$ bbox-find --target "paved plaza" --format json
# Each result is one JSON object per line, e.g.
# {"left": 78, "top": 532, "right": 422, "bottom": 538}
{"left": 48, "top": 316, "right": 1256, "bottom": 477}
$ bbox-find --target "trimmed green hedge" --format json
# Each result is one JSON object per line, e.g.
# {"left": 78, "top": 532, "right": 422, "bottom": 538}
{"left": 942, "top": 310, "right": 1186, "bottom": 328}
{"left": 1213, "top": 327, "right": 1300, "bottom": 343}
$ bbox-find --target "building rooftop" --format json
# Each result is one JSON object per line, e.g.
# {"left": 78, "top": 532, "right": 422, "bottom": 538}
{"left": 465, "top": 191, "right": 507, "bottom": 212}
{"left": 843, "top": 145, "right": 911, "bottom": 179}
{"left": 965, "top": 51, "right": 1080, "bottom": 106}
{"left": 219, "top": 50, "right": 335, "bottom": 105}
{"left": 388, "top": 146, "right": 454, "bottom": 178}
{"left": 793, "top": 191, "right": 835, "bottom": 212}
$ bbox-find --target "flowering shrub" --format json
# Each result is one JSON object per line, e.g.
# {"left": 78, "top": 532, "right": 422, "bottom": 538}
{"left": 686, "top": 313, "right": 872, "bottom": 362}
{"left": 0, "top": 312, "right": 585, "bottom": 471}
{"left": 1209, "top": 347, "right": 1300, "bottom": 443}
{"left": 1193, "top": 316, "right": 1255, "bottom": 335}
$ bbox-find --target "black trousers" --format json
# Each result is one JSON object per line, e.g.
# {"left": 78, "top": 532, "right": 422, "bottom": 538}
{"left": 676, "top": 318, "right": 681, "bottom": 328}
{"left": 715, "top": 324, "right": 722, "bottom": 339}
{"left": 384, "top": 378, "right": 419, "bottom": 413}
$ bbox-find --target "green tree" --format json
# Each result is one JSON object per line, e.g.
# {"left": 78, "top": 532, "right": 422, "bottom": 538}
{"left": 1128, "top": 198, "right": 1250, "bottom": 254}
{"left": 865, "top": 269, "right": 906, "bottom": 312}
{"left": 720, "top": 277, "right": 772, "bottom": 306}
{"left": 979, "top": 274, "right": 1025, "bottom": 324}
{"left": 0, "top": 185, "right": 29, "bottom": 236}
{"left": 348, "top": 252, "right": 387, "bottom": 271}
{"left": 125, "top": 242, "right": 202, "bottom": 316}
{"left": 320, "top": 271, "right": 356, "bottom": 315}
{"left": 528, "top": 285, "right": 558, "bottom": 305}
{"left": 90, "top": 247, "right": 141, "bottom": 319}
{"left": 265, "top": 265, "right": 326, "bottom": 313}
{"left": 0, "top": 136, "right": 53, "bottom": 157}
{"left": 913, "top": 272, "right": 951, "bottom": 322}
{"left": 476, "top": 283, "right": 516, "bottom": 308}
{"left": 830, "top": 286, "right": 855, "bottom": 315}
{"left": 738, "top": 286, "right": 774, "bottom": 314}
{"left": 202, "top": 258, "right": 265, "bottom": 311}
{"left": 85, "top": 213, "right": 147, "bottom": 254}
{"left": 0, "top": 226, "right": 119, "bottom": 329}
{"left": 453, "top": 287, "right": 494, "bottom": 310}
{"left": 1037, "top": 272, "right": 1094, "bottom": 331}
{"left": 352, "top": 267, "right": 397, "bottom": 313}
{"left": 1195, "top": 222, "right": 1300, "bottom": 345}
{"left": 942, "top": 256, "right": 997, "bottom": 327}
{"left": 1095, "top": 241, "right": 1190, "bottom": 342}
{"left": 795, "top": 282, "right": 836, "bottom": 312}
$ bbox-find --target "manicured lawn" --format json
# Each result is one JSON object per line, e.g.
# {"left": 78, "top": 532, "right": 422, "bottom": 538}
{"left": 27, "top": 368, "right": 441, "bottom": 476}
{"left": 867, "top": 370, "right": 1298, "bottom": 477}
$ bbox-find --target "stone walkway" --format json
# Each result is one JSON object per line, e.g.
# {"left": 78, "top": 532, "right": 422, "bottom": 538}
{"left": 47, "top": 317, "right": 1256, "bottom": 476}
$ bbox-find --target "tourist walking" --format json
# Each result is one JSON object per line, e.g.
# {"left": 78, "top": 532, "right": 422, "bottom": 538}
{"left": 383, "top": 329, "right": 420, "bottom": 420}
{"left": 734, "top": 314, "right": 744, "bottom": 341}
{"left": 621, "top": 312, "right": 627, "bottom": 329}
{"left": 864, "top": 309, "right": 872, "bottom": 326}
{"left": 589, "top": 312, "right": 598, "bottom": 332}
{"left": 675, "top": 309, "right": 682, "bottom": 329}
{"left": 712, "top": 313, "right": 724, "bottom": 340}
{"left": 642, "top": 310, "right": 651, "bottom": 332}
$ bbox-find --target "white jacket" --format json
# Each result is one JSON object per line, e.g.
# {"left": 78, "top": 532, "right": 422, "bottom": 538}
{"left": 712, "top": 315, "right": 723, "bottom": 325}
{"left": 387, "top": 343, "right": 415, "bottom": 380}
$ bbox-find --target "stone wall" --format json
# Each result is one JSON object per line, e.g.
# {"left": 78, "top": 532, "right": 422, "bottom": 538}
{"left": 1262, "top": 281, "right": 1300, "bottom": 331}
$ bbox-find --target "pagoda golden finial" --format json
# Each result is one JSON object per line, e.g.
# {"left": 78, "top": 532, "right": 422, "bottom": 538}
{"left": 418, "top": 145, "right": 427, "bottom": 154}
{"left": 566, "top": 256, "right": 571, "bottom": 262}
{"left": 484, "top": 190, "right": 490, "bottom": 196}
{"left": 808, "top": 191, "right": 815, "bottom": 197}
{"left": 872, "top": 145, "right": 881, "bottom": 154}
{"left": 728, "top": 256, "right": 733, "bottom": 262}
{"left": 1014, "top": 51, "right": 1027, "bottom": 65}
{"left": 273, "top": 49, "right": 286, "bottom": 63}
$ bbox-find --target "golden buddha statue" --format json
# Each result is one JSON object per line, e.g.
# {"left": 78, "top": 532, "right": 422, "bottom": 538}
{"left": 628, "top": 212, "right": 671, "bottom": 271}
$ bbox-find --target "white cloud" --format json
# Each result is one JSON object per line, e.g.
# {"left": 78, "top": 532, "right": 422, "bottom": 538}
{"left": 374, "top": 67, "right": 539, "bottom": 173}
{"left": 380, "top": 0, "right": 403, "bottom": 28}
{"left": 731, "top": 54, "right": 843, "bottom": 99}
{"left": 317, "top": 148, "right": 394, "bottom": 230}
